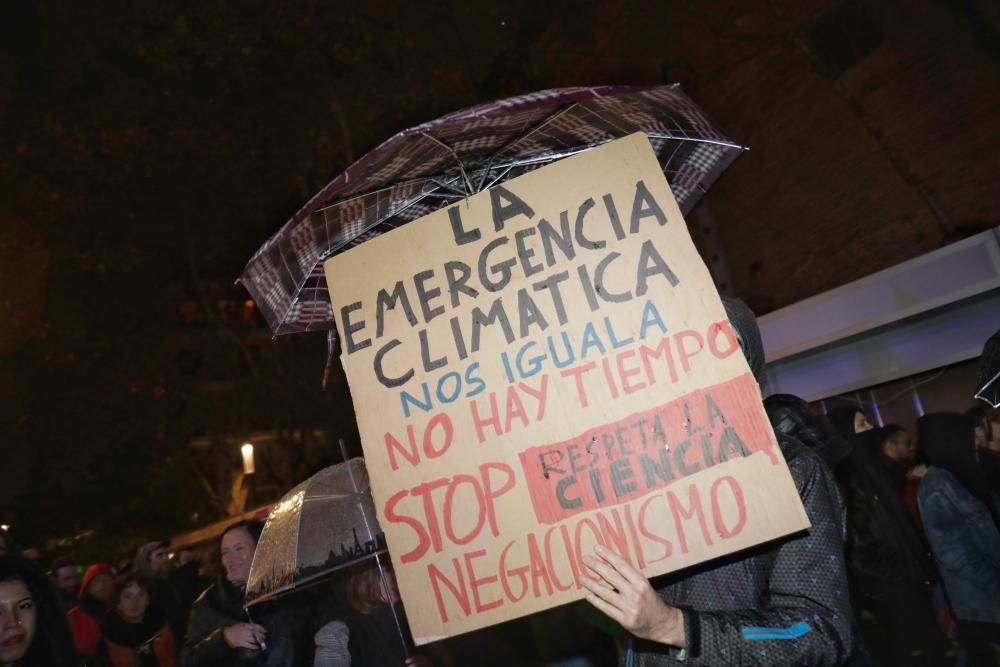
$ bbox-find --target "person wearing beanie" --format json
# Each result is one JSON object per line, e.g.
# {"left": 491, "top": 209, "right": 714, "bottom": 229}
{"left": 134, "top": 541, "right": 203, "bottom": 646}
{"left": 67, "top": 563, "right": 113, "bottom": 657}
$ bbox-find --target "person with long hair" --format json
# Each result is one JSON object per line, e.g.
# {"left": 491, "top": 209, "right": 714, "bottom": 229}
{"left": 0, "top": 554, "right": 77, "bottom": 666}
{"left": 101, "top": 574, "right": 175, "bottom": 667}
{"left": 334, "top": 560, "right": 432, "bottom": 667}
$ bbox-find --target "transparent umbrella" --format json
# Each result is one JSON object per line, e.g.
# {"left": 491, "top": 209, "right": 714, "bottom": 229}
{"left": 245, "top": 457, "right": 386, "bottom": 606}
{"left": 245, "top": 457, "right": 410, "bottom": 655}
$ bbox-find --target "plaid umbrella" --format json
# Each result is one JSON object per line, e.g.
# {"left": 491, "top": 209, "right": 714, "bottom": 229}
{"left": 238, "top": 84, "right": 745, "bottom": 336}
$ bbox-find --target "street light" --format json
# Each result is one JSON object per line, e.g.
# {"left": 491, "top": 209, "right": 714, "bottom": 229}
{"left": 0, "top": 524, "right": 9, "bottom": 532}
{"left": 241, "top": 443, "right": 255, "bottom": 475}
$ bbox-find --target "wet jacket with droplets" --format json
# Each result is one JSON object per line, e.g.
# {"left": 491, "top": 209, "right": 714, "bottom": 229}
{"left": 624, "top": 433, "right": 852, "bottom": 666}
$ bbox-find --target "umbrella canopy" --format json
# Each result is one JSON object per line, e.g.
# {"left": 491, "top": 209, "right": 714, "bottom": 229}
{"left": 238, "top": 84, "right": 745, "bottom": 336}
{"left": 245, "top": 457, "right": 385, "bottom": 607}
{"left": 975, "top": 328, "right": 1000, "bottom": 408}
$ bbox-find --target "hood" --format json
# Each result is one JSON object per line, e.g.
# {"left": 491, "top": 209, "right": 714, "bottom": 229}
{"left": 917, "top": 412, "right": 982, "bottom": 494}
{"left": 720, "top": 296, "right": 764, "bottom": 381}
{"left": 764, "top": 394, "right": 852, "bottom": 468}
{"left": 826, "top": 406, "right": 863, "bottom": 441}
{"left": 79, "top": 563, "right": 113, "bottom": 601}
{"left": 135, "top": 541, "right": 169, "bottom": 580}
{"left": 848, "top": 427, "right": 884, "bottom": 464}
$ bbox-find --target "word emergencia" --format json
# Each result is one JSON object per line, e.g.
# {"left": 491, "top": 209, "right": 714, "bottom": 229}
{"left": 324, "top": 133, "right": 809, "bottom": 645}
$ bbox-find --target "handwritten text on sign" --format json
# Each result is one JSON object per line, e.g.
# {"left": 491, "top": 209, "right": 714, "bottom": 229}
{"left": 325, "top": 134, "right": 809, "bottom": 644}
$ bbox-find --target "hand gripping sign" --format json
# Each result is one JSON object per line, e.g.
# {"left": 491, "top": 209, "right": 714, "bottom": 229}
{"left": 324, "top": 133, "right": 809, "bottom": 644}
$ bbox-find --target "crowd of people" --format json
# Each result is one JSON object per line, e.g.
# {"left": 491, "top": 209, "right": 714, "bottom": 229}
{"left": 2, "top": 301, "right": 999, "bottom": 666}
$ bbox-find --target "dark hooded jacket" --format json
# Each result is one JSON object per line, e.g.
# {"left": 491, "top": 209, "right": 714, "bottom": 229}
{"left": 764, "top": 394, "right": 852, "bottom": 470}
{"left": 825, "top": 407, "right": 862, "bottom": 444}
{"left": 68, "top": 563, "right": 114, "bottom": 657}
{"left": 917, "top": 413, "right": 1000, "bottom": 624}
{"left": 838, "top": 428, "right": 938, "bottom": 590}
{"left": 180, "top": 576, "right": 314, "bottom": 667}
{"left": 625, "top": 298, "right": 853, "bottom": 666}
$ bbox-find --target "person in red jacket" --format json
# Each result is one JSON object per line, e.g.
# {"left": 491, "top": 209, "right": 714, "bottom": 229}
{"left": 67, "top": 563, "right": 113, "bottom": 657}
{"left": 101, "top": 573, "right": 175, "bottom": 667}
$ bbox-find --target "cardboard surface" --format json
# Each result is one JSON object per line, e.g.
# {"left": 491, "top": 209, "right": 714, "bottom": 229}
{"left": 324, "top": 133, "right": 809, "bottom": 644}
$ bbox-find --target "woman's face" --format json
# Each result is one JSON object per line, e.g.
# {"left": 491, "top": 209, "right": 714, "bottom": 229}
{"left": 854, "top": 412, "right": 874, "bottom": 433}
{"left": 0, "top": 580, "right": 36, "bottom": 664}
{"left": 87, "top": 572, "right": 113, "bottom": 603}
{"left": 116, "top": 582, "right": 149, "bottom": 624}
{"left": 220, "top": 528, "right": 257, "bottom": 587}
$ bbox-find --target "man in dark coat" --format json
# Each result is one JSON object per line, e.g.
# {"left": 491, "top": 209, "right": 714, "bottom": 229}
{"left": 838, "top": 427, "right": 952, "bottom": 665}
{"left": 582, "top": 297, "right": 854, "bottom": 666}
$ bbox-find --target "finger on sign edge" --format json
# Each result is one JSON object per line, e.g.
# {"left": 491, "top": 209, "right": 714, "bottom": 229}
{"left": 584, "top": 555, "right": 633, "bottom": 593}
{"left": 595, "top": 544, "right": 647, "bottom": 587}
{"left": 580, "top": 573, "right": 616, "bottom": 594}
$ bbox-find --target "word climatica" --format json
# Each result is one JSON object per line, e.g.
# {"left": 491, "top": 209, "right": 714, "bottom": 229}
{"left": 339, "top": 181, "right": 682, "bottom": 388}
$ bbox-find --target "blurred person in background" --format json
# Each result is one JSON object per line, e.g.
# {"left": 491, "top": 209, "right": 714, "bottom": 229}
{"left": 918, "top": 412, "right": 1000, "bottom": 666}
{"left": 135, "top": 541, "right": 201, "bottom": 645}
{"left": 333, "top": 560, "right": 435, "bottom": 667}
{"left": 988, "top": 412, "right": 1000, "bottom": 456}
{"left": 51, "top": 559, "right": 79, "bottom": 615}
{"left": 827, "top": 406, "right": 875, "bottom": 440}
{"left": 879, "top": 425, "right": 916, "bottom": 471}
{"left": 67, "top": 563, "right": 114, "bottom": 659}
{"left": 969, "top": 406, "right": 1000, "bottom": 499}
{"left": 828, "top": 409, "right": 952, "bottom": 665}
{"left": 101, "top": 573, "right": 175, "bottom": 667}
{"left": 879, "top": 425, "right": 928, "bottom": 526}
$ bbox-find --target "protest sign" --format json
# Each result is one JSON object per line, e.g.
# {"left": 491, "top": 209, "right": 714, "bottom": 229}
{"left": 324, "top": 133, "right": 809, "bottom": 644}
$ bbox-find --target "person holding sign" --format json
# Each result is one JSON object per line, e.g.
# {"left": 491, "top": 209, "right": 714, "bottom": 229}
{"left": 581, "top": 298, "right": 853, "bottom": 666}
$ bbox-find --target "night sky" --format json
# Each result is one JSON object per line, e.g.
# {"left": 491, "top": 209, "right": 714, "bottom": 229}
{"left": 2, "top": 1, "right": 996, "bottom": 557}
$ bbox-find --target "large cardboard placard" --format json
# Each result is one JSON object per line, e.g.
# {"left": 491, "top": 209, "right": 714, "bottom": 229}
{"left": 325, "top": 133, "right": 809, "bottom": 644}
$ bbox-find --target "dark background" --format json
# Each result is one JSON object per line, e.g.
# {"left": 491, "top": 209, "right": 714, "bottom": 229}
{"left": 1, "top": 0, "right": 997, "bottom": 559}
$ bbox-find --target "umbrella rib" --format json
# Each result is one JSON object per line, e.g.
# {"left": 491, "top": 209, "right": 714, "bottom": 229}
{"left": 429, "top": 177, "right": 473, "bottom": 198}
{"left": 480, "top": 164, "right": 516, "bottom": 191}
{"left": 479, "top": 136, "right": 743, "bottom": 180}
{"left": 488, "top": 102, "right": 581, "bottom": 162}
{"left": 574, "top": 101, "right": 636, "bottom": 137}
{"left": 975, "top": 370, "right": 1000, "bottom": 407}
{"left": 419, "top": 132, "right": 474, "bottom": 195}
{"left": 313, "top": 176, "right": 440, "bottom": 215}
